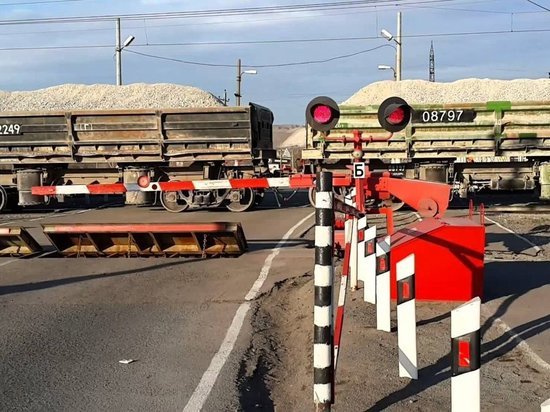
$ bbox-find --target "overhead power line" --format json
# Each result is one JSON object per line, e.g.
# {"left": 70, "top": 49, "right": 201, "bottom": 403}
{"left": 0, "top": 0, "right": 85, "bottom": 5}
{"left": 525, "top": 0, "right": 550, "bottom": 12}
{"left": 3, "top": 26, "right": 550, "bottom": 52}
{"left": 125, "top": 44, "right": 394, "bottom": 68}
{"left": 0, "top": 0, "right": 488, "bottom": 25}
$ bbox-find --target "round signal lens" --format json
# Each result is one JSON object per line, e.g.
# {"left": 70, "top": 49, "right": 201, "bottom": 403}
{"left": 138, "top": 175, "right": 150, "bottom": 188}
{"left": 386, "top": 107, "right": 405, "bottom": 125}
{"left": 313, "top": 105, "right": 333, "bottom": 124}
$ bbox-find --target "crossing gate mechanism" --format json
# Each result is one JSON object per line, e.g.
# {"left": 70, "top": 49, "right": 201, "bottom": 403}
{"left": 0, "top": 227, "right": 42, "bottom": 256}
{"left": 42, "top": 223, "right": 247, "bottom": 257}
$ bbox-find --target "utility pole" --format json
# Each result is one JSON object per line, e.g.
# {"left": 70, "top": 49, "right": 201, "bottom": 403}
{"left": 396, "top": 11, "right": 402, "bottom": 81}
{"left": 235, "top": 58, "right": 242, "bottom": 106}
{"left": 429, "top": 41, "right": 435, "bottom": 82}
{"left": 116, "top": 18, "right": 122, "bottom": 86}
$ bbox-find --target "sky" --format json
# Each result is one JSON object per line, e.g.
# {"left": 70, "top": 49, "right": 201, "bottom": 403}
{"left": 0, "top": 0, "right": 549, "bottom": 123}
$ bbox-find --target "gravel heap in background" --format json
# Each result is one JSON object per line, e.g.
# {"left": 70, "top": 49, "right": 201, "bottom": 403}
{"left": 343, "top": 78, "right": 550, "bottom": 105}
{"left": 0, "top": 83, "right": 223, "bottom": 112}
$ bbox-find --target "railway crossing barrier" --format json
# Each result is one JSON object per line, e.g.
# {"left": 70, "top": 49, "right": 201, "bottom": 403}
{"left": 0, "top": 227, "right": 42, "bottom": 256}
{"left": 313, "top": 170, "right": 484, "bottom": 411}
{"left": 0, "top": 223, "right": 248, "bottom": 258}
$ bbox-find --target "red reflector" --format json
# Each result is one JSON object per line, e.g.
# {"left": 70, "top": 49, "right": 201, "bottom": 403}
{"left": 386, "top": 107, "right": 405, "bottom": 125}
{"left": 313, "top": 105, "right": 333, "bottom": 124}
{"left": 358, "top": 229, "right": 365, "bottom": 242}
{"left": 458, "top": 340, "right": 471, "bottom": 367}
{"left": 379, "top": 256, "right": 387, "bottom": 272}
{"left": 137, "top": 175, "right": 150, "bottom": 188}
{"left": 402, "top": 282, "right": 410, "bottom": 300}
{"left": 366, "top": 240, "right": 375, "bottom": 255}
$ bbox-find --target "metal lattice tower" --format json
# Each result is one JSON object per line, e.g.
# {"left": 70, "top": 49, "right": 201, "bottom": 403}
{"left": 429, "top": 41, "right": 435, "bottom": 82}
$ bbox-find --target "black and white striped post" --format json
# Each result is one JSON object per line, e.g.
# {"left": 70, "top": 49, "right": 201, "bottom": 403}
{"left": 396, "top": 253, "right": 417, "bottom": 379}
{"left": 376, "top": 236, "right": 391, "bottom": 332}
{"left": 314, "top": 171, "right": 334, "bottom": 411}
{"left": 451, "top": 297, "right": 481, "bottom": 412}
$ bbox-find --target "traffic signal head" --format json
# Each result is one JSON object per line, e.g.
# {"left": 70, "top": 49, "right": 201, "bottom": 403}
{"left": 306, "top": 96, "right": 340, "bottom": 133}
{"left": 377, "top": 96, "right": 412, "bottom": 132}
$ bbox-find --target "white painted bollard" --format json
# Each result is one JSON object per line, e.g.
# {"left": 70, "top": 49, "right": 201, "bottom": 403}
{"left": 345, "top": 192, "right": 358, "bottom": 291}
{"left": 396, "top": 254, "right": 417, "bottom": 379}
{"left": 376, "top": 236, "right": 391, "bottom": 332}
{"left": 541, "top": 398, "right": 550, "bottom": 412}
{"left": 451, "top": 297, "right": 481, "bottom": 412}
{"left": 359, "top": 222, "right": 377, "bottom": 304}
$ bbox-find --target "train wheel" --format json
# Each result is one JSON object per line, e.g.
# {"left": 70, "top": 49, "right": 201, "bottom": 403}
{"left": 0, "top": 186, "right": 7, "bottom": 213}
{"left": 226, "top": 188, "right": 256, "bottom": 212}
{"left": 160, "top": 190, "right": 191, "bottom": 213}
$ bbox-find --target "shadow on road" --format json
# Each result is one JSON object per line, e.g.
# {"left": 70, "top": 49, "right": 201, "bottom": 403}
{"left": 0, "top": 258, "right": 204, "bottom": 297}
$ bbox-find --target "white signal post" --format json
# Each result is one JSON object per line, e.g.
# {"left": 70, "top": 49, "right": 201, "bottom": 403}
{"left": 376, "top": 236, "right": 391, "bottom": 332}
{"left": 451, "top": 297, "right": 481, "bottom": 412}
{"left": 396, "top": 254, "right": 417, "bottom": 379}
{"left": 358, "top": 221, "right": 376, "bottom": 304}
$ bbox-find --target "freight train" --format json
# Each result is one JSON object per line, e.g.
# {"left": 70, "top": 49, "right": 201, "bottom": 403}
{"left": 0, "top": 104, "right": 274, "bottom": 212}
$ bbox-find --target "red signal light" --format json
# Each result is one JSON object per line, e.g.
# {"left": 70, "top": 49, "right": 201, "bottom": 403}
{"left": 386, "top": 107, "right": 405, "bottom": 125}
{"left": 313, "top": 105, "right": 333, "bottom": 124}
{"left": 306, "top": 96, "right": 340, "bottom": 133}
{"left": 377, "top": 96, "right": 412, "bottom": 132}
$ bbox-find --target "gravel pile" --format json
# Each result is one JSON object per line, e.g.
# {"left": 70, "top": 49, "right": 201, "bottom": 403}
{"left": 0, "top": 83, "right": 223, "bottom": 112}
{"left": 343, "top": 78, "right": 550, "bottom": 106}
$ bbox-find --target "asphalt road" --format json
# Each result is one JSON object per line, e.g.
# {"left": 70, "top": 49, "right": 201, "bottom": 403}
{"left": 0, "top": 194, "right": 315, "bottom": 411}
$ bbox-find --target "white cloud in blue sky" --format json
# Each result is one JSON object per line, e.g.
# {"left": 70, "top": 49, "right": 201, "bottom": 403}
{"left": 0, "top": 0, "right": 549, "bottom": 122}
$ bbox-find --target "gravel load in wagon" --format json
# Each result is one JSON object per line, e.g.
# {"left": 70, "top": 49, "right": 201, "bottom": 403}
{"left": 0, "top": 83, "right": 223, "bottom": 112}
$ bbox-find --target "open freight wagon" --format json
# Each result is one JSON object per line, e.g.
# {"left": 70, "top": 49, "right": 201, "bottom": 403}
{"left": 0, "top": 103, "right": 275, "bottom": 212}
{"left": 302, "top": 100, "right": 550, "bottom": 201}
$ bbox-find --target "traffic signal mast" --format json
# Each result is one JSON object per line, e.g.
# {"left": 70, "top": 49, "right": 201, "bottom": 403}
{"left": 305, "top": 96, "right": 425, "bottom": 218}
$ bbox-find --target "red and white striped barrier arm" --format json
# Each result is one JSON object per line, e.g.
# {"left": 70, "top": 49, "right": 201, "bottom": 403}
{"left": 32, "top": 175, "right": 353, "bottom": 196}
{"left": 334, "top": 212, "right": 352, "bottom": 373}
{"left": 451, "top": 297, "right": 481, "bottom": 412}
{"left": 376, "top": 236, "right": 391, "bottom": 332}
{"left": 396, "top": 254, "right": 418, "bottom": 379}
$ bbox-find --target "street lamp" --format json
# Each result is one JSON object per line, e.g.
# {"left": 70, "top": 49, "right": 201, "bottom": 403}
{"left": 378, "top": 64, "right": 396, "bottom": 80}
{"left": 235, "top": 58, "right": 257, "bottom": 106}
{"left": 381, "top": 12, "right": 402, "bottom": 81}
{"left": 115, "top": 18, "right": 135, "bottom": 86}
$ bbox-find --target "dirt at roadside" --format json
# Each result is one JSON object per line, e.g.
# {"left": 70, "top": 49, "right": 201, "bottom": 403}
{"left": 239, "top": 272, "right": 550, "bottom": 411}
{"left": 488, "top": 213, "right": 550, "bottom": 257}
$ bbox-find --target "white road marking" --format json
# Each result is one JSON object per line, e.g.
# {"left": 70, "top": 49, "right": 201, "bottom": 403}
{"left": 183, "top": 211, "right": 315, "bottom": 412}
{"left": 0, "top": 259, "right": 17, "bottom": 267}
{"left": 484, "top": 216, "right": 542, "bottom": 255}
{"left": 482, "top": 309, "right": 550, "bottom": 373}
